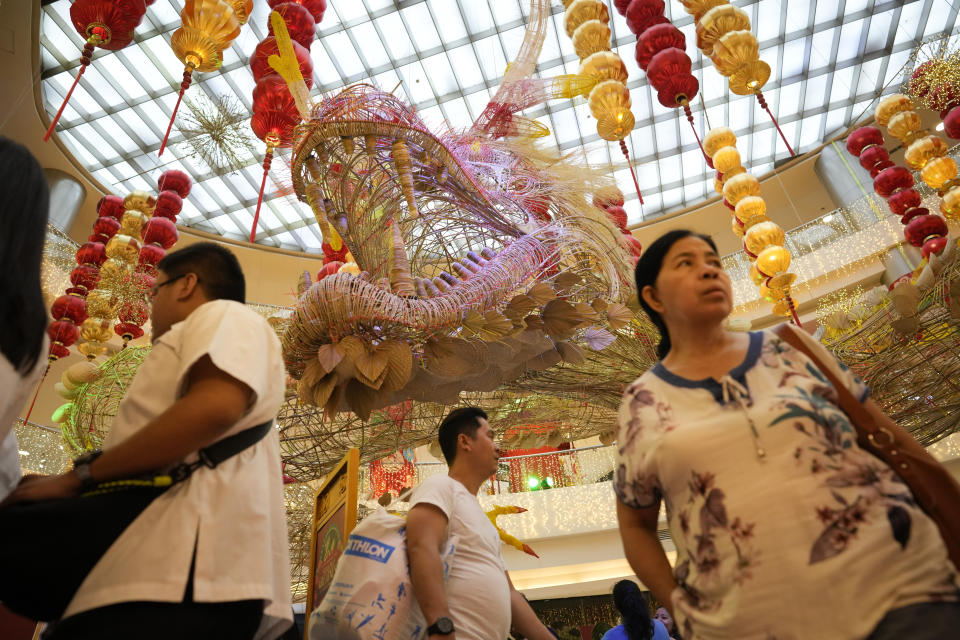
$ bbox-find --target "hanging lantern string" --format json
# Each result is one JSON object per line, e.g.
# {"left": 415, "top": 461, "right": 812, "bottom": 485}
{"left": 785, "top": 293, "right": 802, "bottom": 326}
{"left": 250, "top": 143, "right": 276, "bottom": 243}
{"left": 619, "top": 139, "right": 644, "bottom": 205}
{"left": 159, "top": 66, "right": 195, "bottom": 156}
{"left": 756, "top": 91, "right": 795, "bottom": 157}
{"left": 44, "top": 40, "right": 97, "bottom": 142}
{"left": 680, "top": 99, "right": 709, "bottom": 163}
{"left": 21, "top": 365, "right": 51, "bottom": 425}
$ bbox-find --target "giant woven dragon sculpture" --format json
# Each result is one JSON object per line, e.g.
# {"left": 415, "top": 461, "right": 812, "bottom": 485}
{"left": 281, "top": 0, "right": 647, "bottom": 425}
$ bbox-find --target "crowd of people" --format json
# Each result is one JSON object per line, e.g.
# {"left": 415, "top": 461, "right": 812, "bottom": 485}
{"left": 0, "top": 136, "right": 958, "bottom": 639}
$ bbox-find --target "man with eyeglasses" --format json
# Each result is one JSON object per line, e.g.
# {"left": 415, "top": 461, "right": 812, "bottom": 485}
{"left": 11, "top": 242, "right": 293, "bottom": 639}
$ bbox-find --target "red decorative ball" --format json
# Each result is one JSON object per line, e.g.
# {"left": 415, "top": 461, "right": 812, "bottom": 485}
{"left": 904, "top": 214, "right": 948, "bottom": 248}
{"left": 96, "top": 195, "right": 125, "bottom": 220}
{"left": 625, "top": 0, "right": 667, "bottom": 35}
{"left": 90, "top": 215, "right": 121, "bottom": 243}
{"left": 143, "top": 216, "right": 179, "bottom": 249}
{"left": 635, "top": 23, "right": 685, "bottom": 70}
{"left": 656, "top": 74, "right": 699, "bottom": 108}
{"left": 887, "top": 189, "right": 921, "bottom": 215}
{"left": 931, "top": 83, "right": 960, "bottom": 115}
{"left": 158, "top": 169, "right": 192, "bottom": 198}
{"left": 910, "top": 61, "right": 934, "bottom": 100}
{"left": 114, "top": 322, "right": 145, "bottom": 341}
{"left": 251, "top": 37, "right": 314, "bottom": 86}
{"left": 923, "top": 236, "right": 949, "bottom": 259}
{"left": 944, "top": 106, "right": 960, "bottom": 139}
{"left": 624, "top": 233, "right": 643, "bottom": 258}
{"left": 47, "top": 319, "right": 79, "bottom": 348}
{"left": 252, "top": 75, "right": 297, "bottom": 114}
{"left": 153, "top": 190, "right": 183, "bottom": 220}
{"left": 845, "top": 126, "right": 884, "bottom": 157}
{"left": 614, "top": 0, "right": 632, "bottom": 15}
{"left": 76, "top": 241, "right": 107, "bottom": 266}
{"left": 138, "top": 243, "right": 166, "bottom": 270}
{"left": 901, "top": 207, "right": 929, "bottom": 224}
{"left": 317, "top": 261, "right": 343, "bottom": 281}
{"left": 49, "top": 342, "right": 71, "bottom": 360}
{"left": 605, "top": 205, "right": 628, "bottom": 230}
{"left": 70, "top": 265, "right": 101, "bottom": 292}
{"left": 647, "top": 48, "right": 691, "bottom": 89}
{"left": 858, "top": 144, "right": 889, "bottom": 171}
{"left": 251, "top": 101, "right": 299, "bottom": 147}
{"left": 51, "top": 294, "right": 88, "bottom": 324}
{"left": 268, "top": 0, "right": 326, "bottom": 22}
{"left": 268, "top": 2, "right": 317, "bottom": 48}
{"left": 117, "top": 300, "right": 149, "bottom": 325}
{"left": 873, "top": 166, "right": 913, "bottom": 199}
{"left": 69, "top": 0, "right": 145, "bottom": 51}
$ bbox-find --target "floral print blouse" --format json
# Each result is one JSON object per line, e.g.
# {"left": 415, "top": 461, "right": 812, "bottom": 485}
{"left": 614, "top": 328, "right": 958, "bottom": 639}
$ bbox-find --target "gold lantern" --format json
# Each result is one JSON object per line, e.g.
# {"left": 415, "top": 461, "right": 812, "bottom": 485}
{"left": 579, "top": 52, "right": 628, "bottom": 85}
{"left": 681, "top": 0, "right": 728, "bottom": 23}
{"left": 749, "top": 263, "right": 765, "bottom": 286}
{"left": 573, "top": 20, "right": 611, "bottom": 60}
{"left": 105, "top": 234, "right": 142, "bottom": 266}
{"left": 696, "top": 5, "right": 750, "bottom": 56}
{"left": 712, "top": 146, "right": 742, "bottom": 174}
{"left": 875, "top": 94, "right": 914, "bottom": 127}
{"left": 597, "top": 109, "right": 636, "bottom": 142}
{"left": 711, "top": 30, "right": 759, "bottom": 76}
{"left": 564, "top": 0, "right": 608, "bottom": 37}
{"left": 887, "top": 110, "right": 925, "bottom": 145}
{"left": 120, "top": 210, "right": 149, "bottom": 237}
{"left": 905, "top": 135, "right": 949, "bottom": 170}
{"left": 704, "top": 127, "right": 737, "bottom": 158}
{"left": 722, "top": 172, "right": 761, "bottom": 205}
{"left": 588, "top": 80, "right": 631, "bottom": 120}
{"left": 921, "top": 156, "right": 958, "bottom": 190}
{"left": 744, "top": 220, "right": 785, "bottom": 256}
{"left": 758, "top": 282, "right": 786, "bottom": 303}
{"left": 735, "top": 195, "right": 767, "bottom": 224}
{"left": 227, "top": 0, "right": 254, "bottom": 25}
{"left": 942, "top": 186, "right": 960, "bottom": 220}
{"left": 729, "top": 60, "right": 771, "bottom": 96}
{"left": 732, "top": 216, "right": 745, "bottom": 238}
{"left": 755, "top": 245, "right": 791, "bottom": 278}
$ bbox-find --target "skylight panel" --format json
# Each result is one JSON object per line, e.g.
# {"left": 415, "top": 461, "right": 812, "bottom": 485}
{"left": 447, "top": 45, "right": 484, "bottom": 90}
{"left": 473, "top": 35, "right": 508, "bottom": 83}
{"left": 326, "top": 31, "right": 366, "bottom": 78}
{"left": 803, "top": 74, "right": 828, "bottom": 110}
{"left": 781, "top": 38, "right": 806, "bottom": 79}
{"left": 428, "top": 0, "right": 468, "bottom": 42}
{"left": 443, "top": 98, "right": 472, "bottom": 130}
{"left": 351, "top": 23, "right": 390, "bottom": 69}
{"left": 459, "top": 0, "right": 495, "bottom": 34}
{"left": 330, "top": 0, "right": 367, "bottom": 24}
{"left": 374, "top": 13, "right": 410, "bottom": 60}
{"left": 311, "top": 42, "right": 342, "bottom": 87}
{"left": 421, "top": 52, "right": 458, "bottom": 97}
{"left": 402, "top": 4, "right": 441, "bottom": 52}
{"left": 837, "top": 19, "right": 864, "bottom": 64}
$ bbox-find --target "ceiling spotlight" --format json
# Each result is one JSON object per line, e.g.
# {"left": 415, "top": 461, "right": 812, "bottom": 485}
{"left": 937, "top": 122, "right": 945, "bottom": 132}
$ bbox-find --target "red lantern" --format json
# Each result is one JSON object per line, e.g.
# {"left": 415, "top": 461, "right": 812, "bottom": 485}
{"left": 317, "top": 261, "right": 344, "bottom": 281}
{"left": 268, "top": 0, "right": 327, "bottom": 21}
{"left": 153, "top": 190, "right": 183, "bottom": 220}
{"left": 624, "top": 234, "right": 643, "bottom": 258}
{"left": 143, "top": 216, "right": 179, "bottom": 249}
{"left": 904, "top": 214, "right": 948, "bottom": 247}
{"left": 901, "top": 207, "right": 929, "bottom": 224}
{"left": 605, "top": 205, "right": 628, "bottom": 230}
{"left": 858, "top": 144, "right": 891, "bottom": 176}
{"left": 268, "top": 2, "right": 317, "bottom": 48}
{"left": 252, "top": 75, "right": 298, "bottom": 116}
{"left": 97, "top": 195, "right": 126, "bottom": 220}
{"left": 625, "top": 0, "right": 668, "bottom": 35}
{"left": 138, "top": 244, "right": 166, "bottom": 273}
{"left": 910, "top": 61, "right": 935, "bottom": 101}
{"left": 90, "top": 216, "right": 121, "bottom": 243}
{"left": 251, "top": 37, "right": 314, "bottom": 86}
{"left": 114, "top": 322, "right": 145, "bottom": 342}
{"left": 158, "top": 170, "right": 192, "bottom": 198}
{"left": 117, "top": 300, "right": 149, "bottom": 325}
{"left": 70, "top": 265, "right": 101, "bottom": 293}
{"left": 635, "top": 24, "right": 685, "bottom": 70}
{"left": 614, "top": 0, "right": 632, "bottom": 14}
{"left": 944, "top": 107, "right": 960, "bottom": 140}
{"left": 845, "top": 126, "right": 884, "bottom": 156}
{"left": 656, "top": 74, "right": 699, "bottom": 108}
{"left": 923, "top": 236, "right": 949, "bottom": 259}
{"left": 873, "top": 166, "right": 913, "bottom": 198}
{"left": 647, "top": 48, "right": 692, "bottom": 88}
{"left": 51, "top": 294, "right": 88, "bottom": 325}
{"left": 76, "top": 241, "right": 107, "bottom": 266}
{"left": 887, "top": 188, "right": 922, "bottom": 216}
{"left": 47, "top": 320, "right": 80, "bottom": 348}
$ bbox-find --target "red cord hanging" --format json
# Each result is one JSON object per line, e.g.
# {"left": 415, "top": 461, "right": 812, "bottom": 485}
{"left": 619, "top": 139, "right": 644, "bottom": 205}
{"left": 158, "top": 67, "right": 194, "bottom": 156}
{"left": 756, "top": 91, "right": 795, "bottom": 157}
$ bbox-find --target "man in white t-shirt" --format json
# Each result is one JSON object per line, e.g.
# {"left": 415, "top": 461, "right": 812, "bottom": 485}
{"left": 4, "top": 242, "right": 292, "bottom": 639}
{"left": 406, "top": 407, "right": 555, "bottom": 640}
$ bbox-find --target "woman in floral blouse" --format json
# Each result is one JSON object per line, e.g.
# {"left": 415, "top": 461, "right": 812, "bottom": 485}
{"left": 614, "top": 230, "right": 959, "bottom": 639}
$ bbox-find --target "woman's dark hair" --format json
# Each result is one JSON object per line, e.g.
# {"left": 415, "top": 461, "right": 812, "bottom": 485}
{"left": 612, "top": 580, "right": 653, "bottom": 640}
{"left": 0, "top": 137, "right": 50, "bottom": 373}
{"left": 634, "top": 229, "right": 718, "bottom": 359}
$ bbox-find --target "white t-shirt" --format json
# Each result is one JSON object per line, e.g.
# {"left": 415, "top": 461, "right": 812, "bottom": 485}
{"left": 65, "top": 300, "right": 293, "bottom": 639}
{"left": 409, "top": 474, "right": 511, "bottom": 640}
{"left": 0, "top": 335, "right": 49, "bottom": 501}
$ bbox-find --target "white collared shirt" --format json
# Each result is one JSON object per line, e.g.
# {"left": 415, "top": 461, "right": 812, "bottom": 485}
{"left": 65, "top": 300, "right": 293, "bottom": 639}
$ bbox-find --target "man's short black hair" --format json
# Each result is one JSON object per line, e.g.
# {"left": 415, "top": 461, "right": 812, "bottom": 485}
{"left": 438, "top": 407, "right": 488, "bottom": 465}
{"left": 157, "top": 242, "right": 246, "bottom": 303}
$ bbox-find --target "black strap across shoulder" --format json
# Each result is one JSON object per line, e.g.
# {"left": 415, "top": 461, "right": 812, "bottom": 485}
{"left": 168, "top": 419, "right": 274, "bottom": 483}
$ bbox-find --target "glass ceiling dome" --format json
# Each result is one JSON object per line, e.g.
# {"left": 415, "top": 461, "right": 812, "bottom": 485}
{"left": 38, "top": 0, "right": 958, "bottom": 251}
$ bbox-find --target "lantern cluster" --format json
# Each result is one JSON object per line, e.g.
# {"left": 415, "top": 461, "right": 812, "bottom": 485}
{"left": 593, "top": 187, "right": 643, "bottom": 263}
{"left": 705, "top": 127, "right": 800, "bottom": 322}
{"left": 44, "top": 0, "right": 153, "bottom": 141}
{"left": 845, "top": 124, "right": 949, "bottom": 260}
{"left": 48, "top": 171, "right": 191, "bottom": 362}
{"left": 679, "top": 0, "right": 794, "bottom": 156}
{"left": 160, "top": 0, "right": 253, "bottom": 155}
{"left": 908, "top": 57, "right": 960, "bottom": 140}
{"left": 248, "top": 1, "right": 325, "bottom": 242}
{"left": 562, "top": 0, "right": 641, "bottom": 202}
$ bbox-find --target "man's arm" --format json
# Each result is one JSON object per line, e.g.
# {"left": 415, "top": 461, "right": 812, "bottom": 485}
{"left": 1, "top": 354, "right": 253, "bottom": 505}
{"left": 506, "top": 573, "right": 554, "bottom": 640}
{"left": 405, "top": 502, "right": 455, "bottom": 640}
{"left": 616, "top": 498, "right": 677, "bottom": 615}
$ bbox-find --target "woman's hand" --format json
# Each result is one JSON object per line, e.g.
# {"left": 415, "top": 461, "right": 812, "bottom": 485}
{"left": 0, "top": 471, "right": 80, "bottom": 508}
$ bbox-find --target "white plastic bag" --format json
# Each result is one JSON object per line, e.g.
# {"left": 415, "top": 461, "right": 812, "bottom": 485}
{"left": 308, "top": 508, "right": 457, "bottom": 640}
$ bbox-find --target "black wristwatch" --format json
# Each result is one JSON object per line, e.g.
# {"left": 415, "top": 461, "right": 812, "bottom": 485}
{"left": 426, "top": 616, "right": 454, "bottom": 636}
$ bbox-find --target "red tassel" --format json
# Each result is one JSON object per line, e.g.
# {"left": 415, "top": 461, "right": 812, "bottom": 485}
{"left": 159, "top": 67, "right": 194, "bottom": 157}
{"left": 756, "top": 91, "right": 795, "bottom": 157}
{"left": 785, "top": 294, "right": 802, "bottom": 326}
{"left": 682, "top": 101, "right": 710, "bottom": 163}
{"left": 250, "top": 146, "right": 275, "bottom": 242}
{"left": 619, "top": 139, "right": 644, "bottom": 205}
{"left": 22, "top": 365, "right": 50, "bottom": 425}
{"left": 44, "top": 41, "right": 96, "bottom": 142}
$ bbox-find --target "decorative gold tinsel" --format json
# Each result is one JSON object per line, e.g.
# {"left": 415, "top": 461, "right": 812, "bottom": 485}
{"left": 906, "top": 36, "right": 960, "bottom": 113}
{"left": 178, "top": 94, "right": 258, "bottom": 175}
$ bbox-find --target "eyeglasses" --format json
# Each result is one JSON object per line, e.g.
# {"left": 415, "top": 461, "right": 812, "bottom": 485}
{"left": 150, "top": 273, "right": 187, "bottom": 298}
